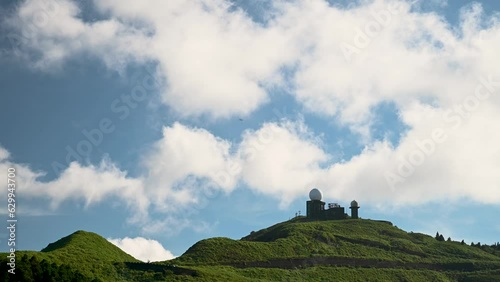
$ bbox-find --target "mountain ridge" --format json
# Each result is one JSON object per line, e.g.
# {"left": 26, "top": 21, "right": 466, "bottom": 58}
{"left": 2, "top": 218, "right": 500, "bottom": 281}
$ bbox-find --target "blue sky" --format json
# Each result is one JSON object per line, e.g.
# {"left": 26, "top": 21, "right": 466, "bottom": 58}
{"left": 1, "top": 0, "right": 500, "bottom": 261}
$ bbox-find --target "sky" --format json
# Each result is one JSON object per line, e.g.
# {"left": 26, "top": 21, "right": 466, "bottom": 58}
{"left": 1, "top": 0, "right": 500, "bottom": 262}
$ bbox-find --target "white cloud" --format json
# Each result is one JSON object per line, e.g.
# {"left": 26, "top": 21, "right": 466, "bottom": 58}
{"left": 282, "top": 0, "right": 500, "bottom": 126}
{"left": 6, "top": 0, "right": 500, "bottom": 122}
{"left": 5, "top": 0, "right": 297, "bottom": 118}
{"left": 0, "top": 152, "right": 149, "bottom": 222}
{"left": 2, "top": 98, "right": 500, "bottom": 222}
{"left": 0, "top": 122, "right": 239, "bottom": 229}
{"left": 4, "top": 0, "right": 151, "bottom": 71}
{"left": 314, "top": 99, "right": 500, "bottom": 207}
{"left": 226, "top": 109, "right": 499, "bottom": 207}
{"left": 39, "top": 161, "right": 149, "bottom": 221}
{"left": 142, "top": 122, "right": 239, "bottom": 212}
{"left": 147, "top": 112, "right": 500, "bottom": 208}
{"left": 238, "top": 120, "right": 328, "bottom": 207}
{"left": 0, "top": 146, "right": 9, "bottom": 161}
{"left": 108, "top": 237, "right": 175, "bottom": 262}
{"left": 3, "top": 0, "right": 500, "bottom": 225}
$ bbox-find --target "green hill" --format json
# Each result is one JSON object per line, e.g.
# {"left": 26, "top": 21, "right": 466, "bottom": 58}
{"left": 1, "top": 230, "right": 139, "bottom": 281}
{"left": 1, "top": 219, "right": 500, "bottom": 281}
{"left": 168, "top": 218, "right": 500, "bottom": 281}
{"left": 175, "top": 218, "right": 498, "bottom": 264}
{"left": 40, "top": 230, "right": 136, "bottom": 262}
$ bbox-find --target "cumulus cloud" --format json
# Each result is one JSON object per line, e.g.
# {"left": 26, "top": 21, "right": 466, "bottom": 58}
{"left": 286, "top": 0, "right": 500, "bottom": 127}
{"left": 4, "top": 0, "right": 297, "bottom": 118}
{"left": 0, "top": 146, "right": 9, "bottom": 161}
{"left": 0, "top": 120, "right": 327, "bottom": 219}
{"left": 238, "top": 120, "right": 328, "bottom": 206}
{"left": 3, "top": 0, "right": 500, "bottom": 218}
{"left": 108, "top": 237, "right": 175, "bottom": 262}
{"left": 4, "top": 0, "right": 151, "bottom": 70}
{"left": 6, "top": 0, "right": 499, "bottom": 122}
{"left": 38, "top": 161, "right": 149, "bottom": 220}
{"left": 0, "top": 122, "right": 239, "bottom": 225}
{"left": 143, "top": 113, "right": 500, "bottom": 208}
{"left": 0, "top": 120, "right": 239, "bottom": 229}
{"left": 321, "top": 101, "right": 500, "bottom": 206}
{"left": 0, "top": 152, "right": 148, "bottom": 221}
{"left": 141, "top": 114, "right": 500, "bottom": 208}
{"left": 142, "top": 122, "right": 239, "bottom": 212}
{"left": 2, "top": 104, "right": 500, "bottom": 228}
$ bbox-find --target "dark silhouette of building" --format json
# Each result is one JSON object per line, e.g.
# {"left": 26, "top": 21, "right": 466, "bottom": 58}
{"left": 306, "top": 188, "right": 359, "bottom": 220}
{"left": 349, "top": 200, "right": 360, "bottom": 219}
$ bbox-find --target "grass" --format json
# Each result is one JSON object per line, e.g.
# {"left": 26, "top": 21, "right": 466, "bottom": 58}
{"left": 166, "top": 218, "right": 500, "bottom": 281}
{"left": 1, "top": 230, "right": 138, "bottom": 281}
{"left": 172, "top": 218, "right": 499, "bottom": 266}
{"left": 1, "top": 219, "right": 499, "bottom": 281}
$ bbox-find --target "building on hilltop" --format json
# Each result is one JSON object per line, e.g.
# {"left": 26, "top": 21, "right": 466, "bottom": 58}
{"left": 349, "top": 200, "right": 359, "bottom": 219}
{"left": 306, "top": 188, "right": 359, "bottom": 220}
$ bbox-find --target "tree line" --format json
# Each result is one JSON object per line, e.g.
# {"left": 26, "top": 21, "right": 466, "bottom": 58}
{"left": 0, "top": 254, "right": 100, "bottom": 282}
{"left": 435, "top": 232, "right": 500, "bottom": 252}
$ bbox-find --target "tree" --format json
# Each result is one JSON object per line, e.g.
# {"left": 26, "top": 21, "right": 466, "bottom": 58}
{"left": 438, "top": 234, "right": 445, "bottom": 242}
{"left": 29, "top": 255, "right": 42, "bottom": 280}
{"left": 447, "top": 237, "right": 452, "bottom": 242}
{"left": 40, "top": 259, "right": 56, "bottom": 282}
{"left": 435, "top": 232, "right": 440, "bottom": 240}
{"left": 461, "top": 240, "right": 465, "bottom": 245}
{"left": 17, "top": 254, "right": 34, "bottom": 282}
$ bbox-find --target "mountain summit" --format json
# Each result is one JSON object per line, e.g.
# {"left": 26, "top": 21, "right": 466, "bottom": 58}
{"left": 2, "top": 219, "right": 500, "bottom": 281}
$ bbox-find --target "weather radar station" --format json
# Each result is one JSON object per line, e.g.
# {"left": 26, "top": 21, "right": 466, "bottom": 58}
{"left": 306, "top": 188, "right": 359, "bottom": 220}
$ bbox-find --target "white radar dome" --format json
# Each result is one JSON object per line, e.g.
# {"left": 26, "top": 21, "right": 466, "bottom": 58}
{"left": 309, "top": 188, "right": 323, "bottom": 201}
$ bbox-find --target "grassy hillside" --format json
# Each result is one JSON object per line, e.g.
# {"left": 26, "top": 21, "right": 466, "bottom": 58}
{"left": 1, "top": 219, "right": 499, "bottom": 281}
{"left": 41, "top": 230, "right": 136, "bottom": 262}
{"left": 39, "top": 230, "right": 139, "bottom": 280}
{"left": 174, "top": 218, "right": 499, "bottom": 265}
{"left": 168, "top": 218, "right": 500, "bottom": 281}
{"left": 1, "top": 230, "right": 139, "bottom": 281}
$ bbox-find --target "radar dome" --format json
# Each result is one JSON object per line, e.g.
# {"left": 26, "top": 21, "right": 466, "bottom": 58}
{"left": 350, "top": 200, "right": 358, "bottom": 207}
{"left": 309, "top": 188, "right": 323, "bottom": 201}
